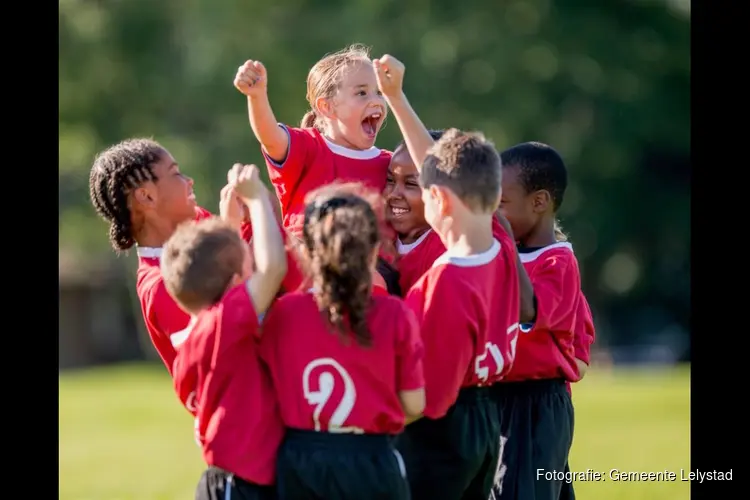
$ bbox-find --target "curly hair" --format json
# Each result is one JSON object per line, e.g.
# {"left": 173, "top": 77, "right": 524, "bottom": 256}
{"left": 301, "top": 185, "right": 381, "bottom": 347}
{"left": 88, "top": 138, "right": 166, "bottom": 252}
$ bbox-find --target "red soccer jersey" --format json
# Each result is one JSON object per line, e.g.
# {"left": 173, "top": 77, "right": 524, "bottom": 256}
{"left": 263, "top": 125, "right": 392, "bottom": 238}
{"left": 171, "top": 284, "right": 283, "bottom": 485}
{"left": 259, "top": 292, "right": 424, "bottom": 435}
{"left": 135, "top": 207, "right": 301, "bottom": 372}
{"left": 574, "top": 293, "right": 595, "bottom": 366}
{"left": 134, "top": 207, "right": 213, "bottom": 372}
{"left": 504, "top": 242, "right": 581, "bottom": 382}
{"left": 396, "top": 218, "right": 511, "bottom": 296}
{"left": 406, "top": 230, "right": 520, "bottom": 419}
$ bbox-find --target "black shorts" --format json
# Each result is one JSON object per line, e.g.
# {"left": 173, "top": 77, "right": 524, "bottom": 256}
{"left": 559, "top": 462, "right": 576, "bottom": 500}
{"left": 195, "top": 466, "right": 275, "bottom": 500}
{"left": 276, "top": 428, "right": 409, "bottom": 500}
{"left": 490, "top": 378, "right": 574, "bottom": 500}
{"left": 396, "top": 386, "right": 501, "bottom": 500}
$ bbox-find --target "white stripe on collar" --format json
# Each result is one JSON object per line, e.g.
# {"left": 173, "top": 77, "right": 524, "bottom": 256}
{"left": 518, "top": 242, "right": 573, "bottom": 263}
{"left": 432, "top": 238, "right": 501, "bottom": 268}
{"left": 322, "top": 136, "right": 382, "bottom": 160}
{"left": 397, "top": 229, "right": 433, "bottom": 255}
{"left": 137, "top": 247, "right": 163, "bottom": 259}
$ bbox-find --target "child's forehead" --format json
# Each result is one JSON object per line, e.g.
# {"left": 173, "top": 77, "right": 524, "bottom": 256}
{"left": 339, "top": 60, "right": 376, "bottom": 85}
{"left": 389, "top": 151, "right": 418, "bottom": 175}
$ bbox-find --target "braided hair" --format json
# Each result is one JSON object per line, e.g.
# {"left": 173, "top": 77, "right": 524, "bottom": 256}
{"left": 302, "top": 192, "right": 380, "bottom": 347}
{"left": 89, "top": 138, "right": 166, "bottom": 252}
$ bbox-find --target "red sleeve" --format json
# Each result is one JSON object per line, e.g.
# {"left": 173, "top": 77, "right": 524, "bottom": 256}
{"left": 263, "top": 125, "right": 319, "bottom": 211}
{"left": 240, "top": 221, "right": 253, "bottom": 242}
{"left": 194, "top": 206, "right": 213, "bottom": 221}
{"left": 529, "top": 251, "right": 581, "bottom": 334}
{"left": 573, "top": 294, "right": 595, "bottom": 364}
{"left": 406, "top": 268, "right": 474, "bottom": 419}
{"left": 214, "top": 284, "right": 260, "bottom": 361}
{"left": 148, "top": 281, "right": 191, "bottom": 369}
{"left": 394, "top": 301, "right": 425, "bottom": 391}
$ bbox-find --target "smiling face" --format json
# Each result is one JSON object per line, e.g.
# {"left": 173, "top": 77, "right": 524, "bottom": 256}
{"left": 384, "top": 147, "right": 429, "bottom": 243}
{"left": 131, "top": 150, "right": 197, "bottom": 227}
{"left": 320, "top": 60, "right": 387, "bottom": 150}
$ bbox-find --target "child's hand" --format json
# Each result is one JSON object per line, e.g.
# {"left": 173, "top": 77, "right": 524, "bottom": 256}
{"left": 373, "top": 55, "right": 405, "bottom": 98}
{"left": 219, "top": 183, "right": 245, "bottom": 230}
{"left": 232, "top": 163, "right": 265, "bottom": 201}
{"left": 234, "top": 60, "right": 268, "bottom": 98}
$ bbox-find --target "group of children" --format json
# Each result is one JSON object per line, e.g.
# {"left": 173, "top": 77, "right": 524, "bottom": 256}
{"left": 88, "top": 44, "right": 595, "bottom": 500}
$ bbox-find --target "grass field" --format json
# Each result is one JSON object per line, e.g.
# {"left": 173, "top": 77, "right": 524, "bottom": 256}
{"left": 59, "top": 363, "right": 690, "bottom": 500}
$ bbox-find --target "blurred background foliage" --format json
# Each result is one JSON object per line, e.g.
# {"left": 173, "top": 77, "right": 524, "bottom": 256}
{"left": 59, "top": 0, "right": 690, "bottom": 366}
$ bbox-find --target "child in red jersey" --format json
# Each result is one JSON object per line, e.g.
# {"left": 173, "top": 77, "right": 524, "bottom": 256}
{"left": 88, "top": 139, "right": 303, "bottom": 373}
{"left": 233, "top": 44, "right": 392, "bottom": 238}
{"left": 259, "top": 184, "right": 425, "bottom": 500}
{"left": 160, "top": 165, "right": 287, "bottom": 500}
{"left": 559, "top": 293, "right": 596, "bottom": 500}
{"left": 490, "top": 142, "right": 583, "bottom": 500}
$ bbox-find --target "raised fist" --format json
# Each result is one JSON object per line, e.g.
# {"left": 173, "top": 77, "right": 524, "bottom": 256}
{"left": 231, "top": 163, "right": 264, "bottom": 201}
{"left": 234, "top": 60, "right": 268, "bottom": 97}
{"left": 373, "top": 55, "right": 405, "bottom": 98}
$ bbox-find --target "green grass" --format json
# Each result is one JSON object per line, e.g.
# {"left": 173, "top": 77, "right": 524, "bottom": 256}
{"left": 59, "top": 363, "right": 690, "bottom": 500}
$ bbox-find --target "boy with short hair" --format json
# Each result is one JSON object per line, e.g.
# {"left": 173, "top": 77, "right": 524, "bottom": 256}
{"left": 161, "top": 164, "right": 287, "bottom": 500}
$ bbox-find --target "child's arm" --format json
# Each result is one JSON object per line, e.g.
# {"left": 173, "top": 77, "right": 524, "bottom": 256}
{"left": 373, "top": 55, "right": 435, "bottom": 171}
{"left": 495, "top": 212, "right": 537, "bottom": 324}
{"left": 234, "top": 60, "right": 290, "bottom": 163}
{"left": 232, "top": 164, "right": 288, "bottom": 316}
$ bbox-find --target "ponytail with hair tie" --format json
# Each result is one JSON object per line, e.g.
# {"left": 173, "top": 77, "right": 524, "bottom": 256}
{"left": 301, "top": 109, "right": 318, "bottom": 129}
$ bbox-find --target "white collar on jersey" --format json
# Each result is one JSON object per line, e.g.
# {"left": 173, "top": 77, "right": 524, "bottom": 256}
{"left": 322, "top": 135, "right": 382, "bottom": 160}
{"left": 432, "top": 238, "right": 501, "bottom": 268}
{"left": 519, "top": 242, "right": 573, "bottom": 264}
{"left": 397, "top": 229, "right": 433, "bottom": 255}
{"left": 136, "top": 247, "right": 163, "bottom": 259}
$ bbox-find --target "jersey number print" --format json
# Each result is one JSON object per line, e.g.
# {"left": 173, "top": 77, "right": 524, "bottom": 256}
{"left": 303, "top": 358, "right": 363, "bottom": 433}
{"left": 474, "top": 323, "right": 520, "bottom": 383}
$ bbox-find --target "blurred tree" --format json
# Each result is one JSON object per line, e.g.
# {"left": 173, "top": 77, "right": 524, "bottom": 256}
{"left": 59, "top": 0, "right": 689, "bottom": 351}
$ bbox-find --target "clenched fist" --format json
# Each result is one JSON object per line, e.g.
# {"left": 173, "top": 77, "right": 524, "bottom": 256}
{"left": 234, "top": 60, "right": 268, "bottom": 98}
{"left": 231, "top": 163, "right": 265, "bottom": 201}
{"left": 373, "top": 55, "right": 405, "bottom": 98}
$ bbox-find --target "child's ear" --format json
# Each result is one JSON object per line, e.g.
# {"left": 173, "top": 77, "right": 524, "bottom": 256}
{"left": 431, "top": 185, "right": 452, "bottom": 217}
{"left": 132, "top": 186, "right": 156, "bottom": 207}
{"left": 315, "top": 97, "right": 334, "bottom": 120}
{"left": 531, "top": 190, "right": 552, "bottom": 214}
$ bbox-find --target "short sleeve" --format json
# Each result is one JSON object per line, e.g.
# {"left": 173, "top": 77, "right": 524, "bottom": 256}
{"left": 395, "top": 303, "right": 424, "bottom": 391}
{"left": 573, "top": 295, "right": 595, "bottom": 364}
{"left": 263, "top": 126, "right": 319, "bottom": 205}
{"left": 151, "top": 282, "right": 191, "bottom": 344}
{"left": 406, "top": 269, "right": 474, "bottom": 419}
{"left": 529, "top": 251, "right": 581, "bottom": 334}
{"left": 214, "top": 284, "right": 260, "bottom": 358}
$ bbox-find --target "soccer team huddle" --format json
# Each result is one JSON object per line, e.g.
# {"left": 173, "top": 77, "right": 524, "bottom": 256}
{"left": 89, "top": 44, "right": 595, "bottom": 500}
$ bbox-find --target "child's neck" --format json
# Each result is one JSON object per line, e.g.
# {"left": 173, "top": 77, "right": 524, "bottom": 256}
{"left": 519, "top": 218, "right": 557, "bottom": 248}
{"left": 398, "top": 225, "right": 431, "bottom": 245}
{"left": 440, "top": 213, "right": 494, "bottom": 257}
{"left": 135, "top": 218, "right": 181, "bottom": 249}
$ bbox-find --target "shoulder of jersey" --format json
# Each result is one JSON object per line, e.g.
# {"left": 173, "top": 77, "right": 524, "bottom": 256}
{"left": 519, "top": 241, "right": 576, "bottom": 264}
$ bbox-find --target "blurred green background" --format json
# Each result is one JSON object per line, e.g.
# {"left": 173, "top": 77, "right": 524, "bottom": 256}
{"left": 58, "top": 0, "right": 690, "bottom": 498}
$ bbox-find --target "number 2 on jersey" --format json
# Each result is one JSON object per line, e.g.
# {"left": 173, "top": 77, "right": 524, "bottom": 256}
{"left": 302, "top": 358, "right": 363, "bottom": 433}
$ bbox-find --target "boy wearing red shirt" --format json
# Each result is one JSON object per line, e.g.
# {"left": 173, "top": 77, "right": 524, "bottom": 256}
{"left": 259, "top": 185, "right": 425, "bottom": 500}
{"left": 491, "top": 142, "right": 583, "bottom": 500}
{"left": 160, "top": 165, "right": 287, "bottom": 500}
{"left": 395, "top": 129, "right": 521, "bottom": 500}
